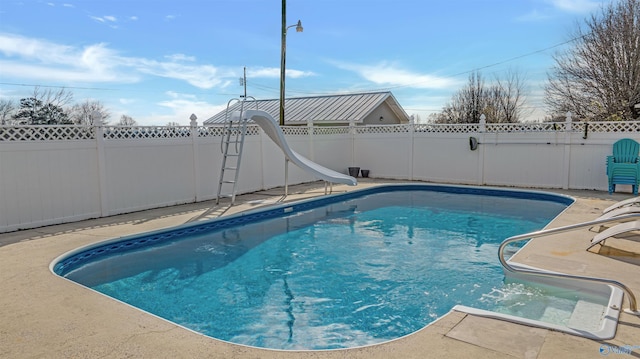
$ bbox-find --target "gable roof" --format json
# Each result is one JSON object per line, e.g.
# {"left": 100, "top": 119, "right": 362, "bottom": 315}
{"left": 204, "top": 91, "right": 410, "bottom": 125}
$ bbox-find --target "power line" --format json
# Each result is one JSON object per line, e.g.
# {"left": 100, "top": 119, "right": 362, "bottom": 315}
{"left": 1, "top": 34, "right": 585, "bottom": 105}
{"left": 269, "top": 34, "right": 586, "bottom": 97}
{"left": 0, "top": 82, "right": 117, "bottom": 91}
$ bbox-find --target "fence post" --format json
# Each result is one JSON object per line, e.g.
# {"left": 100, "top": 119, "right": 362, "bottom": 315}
{"left": 190, "top": 114, "right": 201, "bottom": 202}
{"left": 350, "top": 119, "right": 356, "bottom": 167}
{"left": 307, "top": 118, "right": 315, "bottom": 161}
{"left": 477, "top": 114, "right": 487, "bottom": 185}
{"left": 93, "top": 111, "right": 109, "bottom": 217}
{"left": 562, "top": 112, "right": 572, "bottom": 189}
{"left": 409, "top": 115, "right": 415, "bottom": 180}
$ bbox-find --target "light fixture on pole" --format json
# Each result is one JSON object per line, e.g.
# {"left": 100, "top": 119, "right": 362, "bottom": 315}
{"left": 279, "top": 0, "right": 303, "bottom": 126}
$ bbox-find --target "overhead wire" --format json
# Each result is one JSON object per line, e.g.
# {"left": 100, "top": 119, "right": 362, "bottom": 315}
{"left": 1, "top": 34, "right": 585, "bottom": 107}
{"left": 260, "top": 34, "right": 586, "bottom": 97}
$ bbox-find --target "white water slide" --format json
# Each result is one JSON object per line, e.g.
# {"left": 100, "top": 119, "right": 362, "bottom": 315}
{"left": 237, "top": 109, "right": 357, "bottom": 187}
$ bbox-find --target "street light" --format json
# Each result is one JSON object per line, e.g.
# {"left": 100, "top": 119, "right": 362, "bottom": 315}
{"left": 280, "top": 1, "right": 303, "bottom": 126}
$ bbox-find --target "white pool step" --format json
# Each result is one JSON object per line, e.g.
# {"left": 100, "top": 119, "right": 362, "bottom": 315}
{"left": 537, "top": 299, "right": 605, "bottom": 332}
{"left": 567, "top": 300, "right": 606, "bottom": 331}
{"left": 539, "top": 298, "right": 573, "bottom": 324}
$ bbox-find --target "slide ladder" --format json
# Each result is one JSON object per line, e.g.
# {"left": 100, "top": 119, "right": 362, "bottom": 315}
{"left": 216, "top": 98, "right": 257, "bottom": 205}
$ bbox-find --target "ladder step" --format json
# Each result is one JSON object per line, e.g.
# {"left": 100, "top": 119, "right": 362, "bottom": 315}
{"left": 217, "top": 105, "right": 250, "bottom": 206}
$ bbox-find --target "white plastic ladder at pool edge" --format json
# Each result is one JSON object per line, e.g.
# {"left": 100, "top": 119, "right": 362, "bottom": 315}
{"left": 216, "top": 98, "right": 257, "bottom": 205}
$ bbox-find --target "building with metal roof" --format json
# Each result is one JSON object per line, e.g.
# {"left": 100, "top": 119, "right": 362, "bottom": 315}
{"left": 203, "top": 91, "right": 411, "bottom": 126}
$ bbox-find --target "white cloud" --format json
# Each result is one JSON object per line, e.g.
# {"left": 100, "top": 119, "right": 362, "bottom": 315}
{"left": 331, "top": 60, "right": 459, "bottom": 90}
{"left": 248, "top": 67, "right": 278, "bottom": 78}
{"left": 128, "top": 58, "right": 224, "bottom": 89}
{"left": 546, "top": 0, "right": 602, "bottom": 13}
{"left": 516, "top": 9, "right": 553, "bottom": 22}
{"left": 132, "top": 92, "right": 222, "bottom": 126}
{"left": 119, "top": 98, "right": 136, "bottom": 105}
{"left": 165, "top": 53, "right": 196, "bottom": 62}
{"left": 90, "top": 15, "right": 117, "bottom": 23}
{"left": 248, "top": 67, "right": 315, "bottom": 79}
{"left": 0, "top": 33, "right": 235, "bottom": 89}
{"left": 0, "top": 34, "right": 130, "bottom": 82}
{"left": 89, "top": 15, "right": 118, "bottom": 29}
{"left": 287, "top": 69, "right": 315, "bottom": 78}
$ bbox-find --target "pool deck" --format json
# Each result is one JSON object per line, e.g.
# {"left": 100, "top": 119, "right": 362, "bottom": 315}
{"left": 1, "top": 179, "right": 639, "bottom": 358}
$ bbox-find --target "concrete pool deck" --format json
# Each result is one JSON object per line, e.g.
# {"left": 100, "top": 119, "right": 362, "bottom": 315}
{"left": 1, "top": 180, "right": 639, "bottom": 358}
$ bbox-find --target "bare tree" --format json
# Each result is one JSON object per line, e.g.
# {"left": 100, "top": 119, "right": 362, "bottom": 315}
{"left": 434, "top": 70, "right": 528, "bottom": 123}
{"left": 0, "top": 99, "right": 16, "bottom": 125}
{"left": 493, "top": 70, "right": 529, "bottom": 123}
{"left": 545, "top": 0, "right": 640, "bottom": 120}
{"left": 166, "top": 121, "right": 180, "bottom": 127}
{"left": 434, "top": 71, "right": 485, "bottom": 123}
{"left": 70, "top": 100, "right": 111, "bottom": 125}
{"left": 117, "top": 115, "right": 138, "bottom": 126}
{"left": 36, "top": 86, "right": 74, "bottom": 109}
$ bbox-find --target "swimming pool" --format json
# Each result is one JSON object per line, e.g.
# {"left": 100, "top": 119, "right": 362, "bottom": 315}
{"left": 53, "top": 184, "right": 574, "bottom": 350}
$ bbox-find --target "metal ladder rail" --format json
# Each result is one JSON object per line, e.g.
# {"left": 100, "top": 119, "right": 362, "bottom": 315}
{"left": 216, "top": 97, "right": 258, "bottom": 205}
{"left": 216, "top": 99, "right": 243, "bottom": 204}
{"left": 498, "top": 213, "right": 640, "bottom": 315}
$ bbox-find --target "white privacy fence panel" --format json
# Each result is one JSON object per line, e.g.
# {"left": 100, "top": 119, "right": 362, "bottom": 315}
{"left": 102, "top": 139, "right": 196, "bottom": 215}
{"left": 312, "top": 134, "right": 353, "bottom": 174}
{"left": 481, "top": 137, "right": 566, "bottom": 188}
{"left": 354, "top": 130, "right": 413, "bottom": 180}
{"left": 1, "top": 120, "right": 639, "bottom": 233}
{"left": 0, "top": 141, "right": 101, "bottom": 231}
{"left": 412, "top": 134, "right": 480, "bottom": 184}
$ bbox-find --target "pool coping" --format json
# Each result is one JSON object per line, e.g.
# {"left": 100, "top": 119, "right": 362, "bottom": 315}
{"left": 1, "top": 179, "right": 639, "bottom": 358}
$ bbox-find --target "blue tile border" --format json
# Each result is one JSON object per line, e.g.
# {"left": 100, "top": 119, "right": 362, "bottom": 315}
{"left": 53, "top": 184, "right": 574, "bottom": 276}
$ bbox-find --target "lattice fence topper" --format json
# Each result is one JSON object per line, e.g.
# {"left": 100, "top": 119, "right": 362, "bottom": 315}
{"left": 102, "top": 126, "right": 193, "bottom": 140}
{"left": 573, "top": 121, "right": 640, "bottom": 133}
{"left": 197, "top": 126, "right": 225, "bottom": 138}
{"left": 413, "top": 124, "right": 480, "bottom": 133}
{"left": 313, "top": 127, "right": 351, "bottom": 135}
{"left": 198, "top": 125, "right": 261, "bottom": 138}
{"left": 485, "top": 122, "right": 568, "bottom": 133}
{"left": 0, "top": 125, "right": 96, "bottom": 141}
{"left": 1, "top": 120, "right": 639, "bottom": 141}
{"left": 356, "top": 125, "right": 411, "bottom": 134}
{"left": 282, "top": 127, "right": 309, "bottom": 136}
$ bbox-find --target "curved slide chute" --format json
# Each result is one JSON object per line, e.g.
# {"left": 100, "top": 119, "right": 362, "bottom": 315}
{"left": 238, "top": 109, "right": 357, "bottom": 186}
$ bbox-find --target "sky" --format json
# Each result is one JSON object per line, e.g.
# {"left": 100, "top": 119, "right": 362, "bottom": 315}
{"left": 0, "top": 0, "right": 613, "bottom": 125}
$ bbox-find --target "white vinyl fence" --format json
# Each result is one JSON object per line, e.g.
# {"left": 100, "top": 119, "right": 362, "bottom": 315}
{"left": 1, "top": 117, "right": 639, "bottom": 233}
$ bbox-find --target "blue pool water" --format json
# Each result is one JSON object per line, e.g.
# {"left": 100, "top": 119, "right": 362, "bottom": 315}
{"left": 55, "top": 185, "right": 571, "bottom": 350}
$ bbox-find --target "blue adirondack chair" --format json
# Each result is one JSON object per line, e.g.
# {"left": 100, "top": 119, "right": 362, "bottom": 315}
{"left": 607, "top": 138, "right": 640, "bottom": 195}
